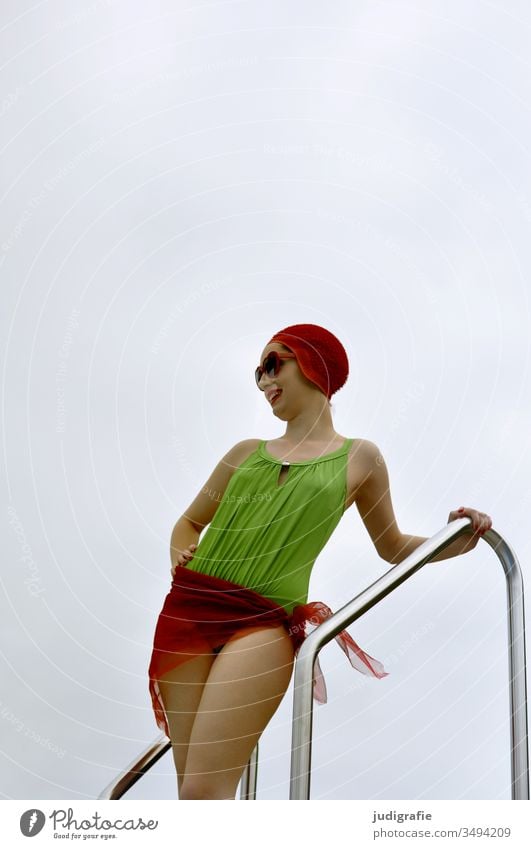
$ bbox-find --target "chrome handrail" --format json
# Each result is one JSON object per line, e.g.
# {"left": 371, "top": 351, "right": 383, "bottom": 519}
{"left": 97, "top": 733, "right": 259, "bottom": 800}
{"left": 98, "top": 733, "right": 170, "bottom": 800}
{"left": 239, "top": 740, "right": 259, "bottom": 799}
{"left": 289, "top": 518, "right": 529, "bottom": 800}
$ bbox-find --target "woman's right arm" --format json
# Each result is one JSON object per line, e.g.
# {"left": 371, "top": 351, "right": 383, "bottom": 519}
{"left": 170, "top": 518, "right": 201, "bottom": 573}
{"left": 170, "top": 438, "right": 261, "bottom": 576}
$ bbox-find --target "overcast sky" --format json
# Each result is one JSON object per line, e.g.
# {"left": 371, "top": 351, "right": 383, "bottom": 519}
{"left": 1, "top": 0, "right": 530, "bottom": 802}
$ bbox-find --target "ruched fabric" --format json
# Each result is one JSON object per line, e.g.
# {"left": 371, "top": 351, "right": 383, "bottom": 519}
{"left": 148, "top": 566, "right": 388, "bottom": 739}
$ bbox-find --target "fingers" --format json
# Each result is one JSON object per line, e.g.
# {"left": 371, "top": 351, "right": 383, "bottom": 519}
{"left": 170, "top": 543, "right": 198, "bottom": 578}
{"left": 453, "top": 506, "right": 492, "bottom": 535}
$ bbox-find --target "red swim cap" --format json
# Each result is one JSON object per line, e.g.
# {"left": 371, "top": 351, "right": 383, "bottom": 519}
{"left": 267, "top": 323, "right": 349, "bottom": 399}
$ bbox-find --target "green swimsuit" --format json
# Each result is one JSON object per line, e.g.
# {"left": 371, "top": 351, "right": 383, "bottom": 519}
{"left": 187, "top": 437, "right": 354, "bottom": 615}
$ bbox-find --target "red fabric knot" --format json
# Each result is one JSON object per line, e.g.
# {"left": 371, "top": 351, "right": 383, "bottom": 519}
{"left": 288, "top": 600, "right": 389, "bottom": 704}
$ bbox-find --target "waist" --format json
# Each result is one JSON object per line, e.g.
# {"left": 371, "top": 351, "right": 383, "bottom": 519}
{"left": 170, "top": 565, "right": 292, "bottom": 613}
{"left": 167, "top": 566, "right": 328, "bottom": 654}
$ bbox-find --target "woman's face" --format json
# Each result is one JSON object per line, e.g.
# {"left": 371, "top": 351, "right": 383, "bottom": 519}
{"left": 257, "top": 342, "right": 322, "bottom": 418}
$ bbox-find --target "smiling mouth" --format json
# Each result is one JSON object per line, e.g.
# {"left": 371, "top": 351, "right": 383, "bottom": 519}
{"left": 270, "top": 390, "right": 282, "bottom": 405}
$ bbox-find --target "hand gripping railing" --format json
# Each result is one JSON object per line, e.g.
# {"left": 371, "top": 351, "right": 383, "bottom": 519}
{"left": 290, "top": 518, "right": 529, "bottom": 800}
{"left": 99, "top": 518, "right": 527, "bottom": 800}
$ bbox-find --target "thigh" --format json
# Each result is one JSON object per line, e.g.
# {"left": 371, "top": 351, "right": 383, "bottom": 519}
{"left": 155, "top": 652, "right": 216, "bottom": 793}
{"left": 181, "top": 625, "right": 295, "bottom": 799}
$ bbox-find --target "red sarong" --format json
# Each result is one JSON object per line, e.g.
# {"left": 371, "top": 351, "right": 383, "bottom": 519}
{"left": 148, "top": 566, "right": 388, "bottom": 738}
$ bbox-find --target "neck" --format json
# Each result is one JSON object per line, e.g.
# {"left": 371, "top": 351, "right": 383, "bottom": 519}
{"left": 282, "top": 394, "right": 338, "bottom": 444}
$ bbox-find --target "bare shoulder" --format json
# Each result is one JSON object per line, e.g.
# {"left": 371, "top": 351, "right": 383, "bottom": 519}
{"left": 206, "top": 437, "right": 262, "bottom": 474}
{"left": 226, "top": 438, "right": 262, "bottom": 466}
{"left": 214, "top": 438, "right": 263, "bottom": 476}
{"left": 350, "top": 438, "right": 382, "bottom": 463}
{"left": 348, "top": 438, "right": 384, "bottom": 463}
{"left": 344, "top": 438, "right": 383, "bottom": 510}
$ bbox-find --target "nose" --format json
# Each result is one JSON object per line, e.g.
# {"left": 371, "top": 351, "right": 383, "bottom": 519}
{"left": 258, "top": 372, "right": 270, "bottom": 391}
{"left": 257, "top": 364, "right": 272, "bottom": 391}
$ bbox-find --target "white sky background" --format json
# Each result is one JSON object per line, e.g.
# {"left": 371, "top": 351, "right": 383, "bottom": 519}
{"left": 1, "top": 0, "right": 531, "bottom": 803}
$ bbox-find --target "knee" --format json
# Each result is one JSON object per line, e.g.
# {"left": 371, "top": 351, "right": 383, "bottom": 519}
{"left": 179, "top": 778, "right": 235, "bottom": 800}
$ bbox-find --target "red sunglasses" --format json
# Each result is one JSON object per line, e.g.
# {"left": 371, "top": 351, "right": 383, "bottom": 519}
{"left": 255, "top": 351, "right": 296, "bottom": 390}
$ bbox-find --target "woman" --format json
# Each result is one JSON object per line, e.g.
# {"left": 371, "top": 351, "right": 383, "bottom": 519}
{"left": 148, "top": 323, "right": 492, "bottom": 800}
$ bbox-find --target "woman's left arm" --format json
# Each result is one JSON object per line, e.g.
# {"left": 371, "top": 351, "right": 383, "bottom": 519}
{"left": 394, "top": 506, "right": 493, "bottom": 564}
{"left": 354, "top": 441, "right": 492, "bottom": 564}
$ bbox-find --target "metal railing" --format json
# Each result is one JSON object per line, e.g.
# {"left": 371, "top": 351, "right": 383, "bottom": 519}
{"left": 98, "top": 735, "right": 170, "bottom": 800}
{"left": 290, "top": 518, "right": 528, "bottom": 799}
{"left": 99, "top": 518, "right": 528, "bottom": 801}
{"left": 97, "top": 735, "right": 259, "bottom": 800}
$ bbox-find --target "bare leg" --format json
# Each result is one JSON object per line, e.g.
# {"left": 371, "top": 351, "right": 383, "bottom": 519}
{"left": 155, "top": 651, "right": 216, "bottom": 797}
{"left": 180, "top": 626, "right": 295, "bottom": 800}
